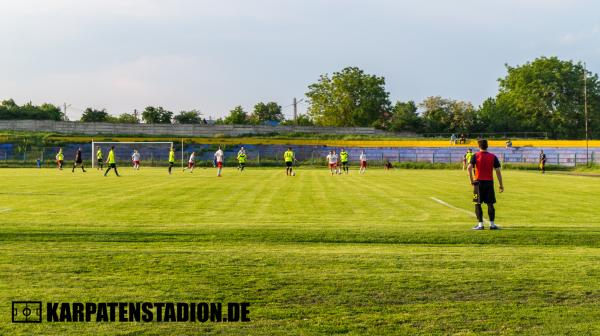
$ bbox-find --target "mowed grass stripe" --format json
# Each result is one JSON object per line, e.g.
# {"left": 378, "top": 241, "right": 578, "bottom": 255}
{"left": 1, "top": 168, "right": 600, "bottom": 245}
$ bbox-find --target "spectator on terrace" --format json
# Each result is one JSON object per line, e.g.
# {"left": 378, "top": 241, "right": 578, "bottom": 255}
{"left": 505, "top": 139, "right": 513, "bottom": 148}
{"left": 450, "top": 133, "right": 457, "bottom": 145}
{"left": 459, "top": 133, "right": 466, "bottom": 144}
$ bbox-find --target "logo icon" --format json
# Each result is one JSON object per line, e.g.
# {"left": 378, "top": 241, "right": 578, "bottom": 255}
{"left": 12, "top": 301, "right": 42, "bottom": 323}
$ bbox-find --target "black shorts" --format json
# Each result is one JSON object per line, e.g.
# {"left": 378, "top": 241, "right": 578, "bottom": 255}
{"left": 98, "top": 159, "right": 103, "bottom": 163}
{"left": 109, "top": 163, "right": 116, "bottom": 168}
{"left": 169, "top": 161, "right": 174, "bottom": 167}
{"left": 239, "top": 162, "right": 246, "bottom": 167}
{"left": 285, "top": 161, "right": 293, "bottom": 167}
{"left": 341, "top": 161, "right": 348, "bottom": 166}
{"left": 75, "top": 160, "right": 82, "bottom": 165}
{"left": 473, "top": 180, "right": 496, "bottom": 204}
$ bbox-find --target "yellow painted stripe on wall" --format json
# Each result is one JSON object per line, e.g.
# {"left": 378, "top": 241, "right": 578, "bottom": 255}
{"left": 42, "top": 136, "right": 600, "bottom": 148}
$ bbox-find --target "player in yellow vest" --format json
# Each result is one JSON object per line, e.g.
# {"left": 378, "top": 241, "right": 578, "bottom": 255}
{"left": 463, "top": 148, "right": 474, "bottom": 170}
{"left": 237, "top": 147, "right": 247, "bottom": 172}
{"left": 284, "top": 147, "right": 295, "bottom": 176}
{"left": 168, "top": 147, "right": 175, "bottom": 175}
{"left": 55, "top": 148, "right": 64, "bottom": 170}
{"left": 339, "top": 148, "right": 349, "bottom": 174}
{"left": 103, "top": 146, "right": 120, "bottom": 177}
{"left": 96, "top": 146, "right": 104, "bottom": 170}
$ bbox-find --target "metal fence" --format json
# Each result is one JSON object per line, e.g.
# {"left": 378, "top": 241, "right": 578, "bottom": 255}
{"left": 1, "top": 144, "right": 599, "bottom": 167}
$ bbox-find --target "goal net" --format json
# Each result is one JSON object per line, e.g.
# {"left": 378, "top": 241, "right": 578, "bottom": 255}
{"left": 91, "top": 141, "right": 175, "bottom": 168}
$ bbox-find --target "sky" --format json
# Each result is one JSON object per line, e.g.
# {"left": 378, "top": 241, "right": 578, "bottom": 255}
{"left": 1, "top": 0, "right": 599, "bottom": 120}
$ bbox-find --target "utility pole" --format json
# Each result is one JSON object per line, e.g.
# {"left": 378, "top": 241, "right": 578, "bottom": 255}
{"left": 293, "top": 97, "right": 298, "bottom": 124}
{"left": 63, "top": 102, "right": 71, "bottom": 121}
{"left": 134, "top": 109, "right": 139, "bottom": 122}
{"left": 584, "top": 62, "right": 589, "bottom": 165}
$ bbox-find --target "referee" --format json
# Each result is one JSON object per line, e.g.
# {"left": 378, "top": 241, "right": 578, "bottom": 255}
{"left": 467, "top": 139, "right": 504, "bottom": 230}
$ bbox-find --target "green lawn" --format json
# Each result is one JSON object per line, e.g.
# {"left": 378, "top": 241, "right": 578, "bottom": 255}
{"left": 1, "top": 167, "right": 599, "bottom": 335}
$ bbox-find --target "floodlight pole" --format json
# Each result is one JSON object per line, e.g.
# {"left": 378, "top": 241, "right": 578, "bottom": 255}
{"left": 584, "top": 62, "right": 589, "bottom": 165}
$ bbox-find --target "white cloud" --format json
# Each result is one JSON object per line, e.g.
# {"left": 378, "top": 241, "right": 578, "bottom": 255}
{"left": 559, "top": 24, "right": 600, "bottom": 45}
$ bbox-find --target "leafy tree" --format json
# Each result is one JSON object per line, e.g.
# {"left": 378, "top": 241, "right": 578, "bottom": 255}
{"left": 306, "top": 67, "right": 391, "bottom": 127}
{"left": 0, "top": 99, "right": 64, "bottom": 120}
{"left": 449, "top": 100, "right": 478, "bottom": 133}
{"left": 222, "top": 106, "right": 249, "bottom": 125}
{"left": 295, "top": 114, "right": 315, "bottom": 126}
{"left": 387, "top": 101, "right": 422, "bottom": 132}
{"left": 141, "top": 106, "right": 173, "bottom": 124}
{"left": 80, "top": 108, "right": 109, "bottom": 122}
{"left": 476, "top": 97, "right": 517, "bottom": 133}
{"left": 419, "top": 96, "right": 453, "bottom": 133}
{"left": 497, "top": 56, "right": 600, "bottom": 138}
{"left": 173, "top": 110, "right": 202, "bottom": 124}
{"left": 115, "top": 113, "right": 140, "bottom": 124}
{"left": 280, "top": 114, "right": 314, "bottom": 126}
{"left": 250, "top": 102, "right": 283, "bottom": 124}
{"left": 0, "top": 99, "right": 20, "bottom": 119}
{"left": 419, "top": 97, "right": 477, "bottom": 134}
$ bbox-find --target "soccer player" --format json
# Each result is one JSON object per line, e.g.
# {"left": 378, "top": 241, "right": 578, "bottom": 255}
{"left": 131, "top": 149, "right": 141, "bottom": 170}
{"left": 384, "top": 160, "right": 393, "bottom": 170}
{"left": 168, "top": 147, "right": 175, "bottom": 174}
{"left": 326, "top": 150, "right": 338, "bottom": 175}
{"left": 468, "top": 139, "right": 504, "bottom": 230}
{"left": 359, "top": 150, "right": 367, "bottom": 174}
{"left": 214, "top": 146, "right": 224, "bottom": 177}
{"left": 284, "top": 147, "right": 295, "bottom": 176}
{"left": 104, "top": 146, "right": 120, "bottom": 177}
{"left": 340, "top": 148, "right": 349, "bottom": 174}
{"left": 55, "top": 148, "right": 64, "bottom": 170}
{"left": 539, "top": 150, "right": 546, "bottom": 174}
{"left": 96, "top": 146, "right": 104, "bottom": 170}
{"left": 237, "top": 147, "right": 247, "bottom": 172}
{"left": 463, "top": 148, "right": 473, "bottom": 170}
{"left": 72, "top": 147, "right": 86, "bottom": 173}
{"left": 183, "top": 151, "right": 196, "bottom": 173}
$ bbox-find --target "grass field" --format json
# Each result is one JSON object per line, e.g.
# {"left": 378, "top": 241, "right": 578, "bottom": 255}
{"left": 1, "top": 167, "right": 600, "bottom": 335}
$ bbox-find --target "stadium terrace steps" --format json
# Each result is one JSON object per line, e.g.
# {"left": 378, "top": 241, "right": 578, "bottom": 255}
{"left": 0, "top": 120, "right": 413, "bottom": 137}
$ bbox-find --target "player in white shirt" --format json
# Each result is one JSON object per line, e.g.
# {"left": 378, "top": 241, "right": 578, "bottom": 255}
{"left": 183, "top": 151, "right": 196, "bottom": 173}
{"left": 359, "top": 150, "right": 367, "bottom": 174}
{"left": 326, "top": 150, "right": 338, "bottom": 175}
{"left": 214, "top": 146, "right": 224, "bottom": 177}
{"left": 131, "top": 150, "right": 141, "bottom": 170}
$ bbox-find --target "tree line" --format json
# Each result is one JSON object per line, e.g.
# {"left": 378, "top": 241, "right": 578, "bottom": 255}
{"left": 1, "top": 56, "right": 598, "bottom": 138}
{"left": 304, "top": 58, "right": 599, "bottom": 139}
{"left": 0, "top": 99, "right": 64, "bottom": 121}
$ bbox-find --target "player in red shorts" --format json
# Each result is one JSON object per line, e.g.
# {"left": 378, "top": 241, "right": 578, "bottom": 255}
{"left": 183, "top": 151, "right": 196, "bottom": 173}
{"left": 131, "top": 149, "right": 141, "bottom": 170}
{"left": 359, "top": 150, "right": 367, "bottom": 174}
{"left": 326, "top": 150, "right": 338, "bottom": 175}
{"left": 214, "top": 146, "right": 224, "bottom": 177}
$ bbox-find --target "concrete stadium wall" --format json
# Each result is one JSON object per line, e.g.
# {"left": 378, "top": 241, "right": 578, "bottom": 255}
{"left": 0, "top": 120, "right": 413, "bottom": 137}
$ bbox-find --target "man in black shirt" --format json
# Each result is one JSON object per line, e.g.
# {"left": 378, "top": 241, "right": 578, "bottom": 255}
{"left": 72, "top": 147, "right": 86, "bottom": 173}
{"left": 539, "top": 150, "right": 547, "bottom": 174}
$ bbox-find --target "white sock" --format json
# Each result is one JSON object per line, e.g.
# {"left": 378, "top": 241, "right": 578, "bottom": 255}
{"left": 478, "top": 222, "right": 483, "bottom": 227}
{"left": 490, "top": 221, "right": 495, "bottom": 226}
